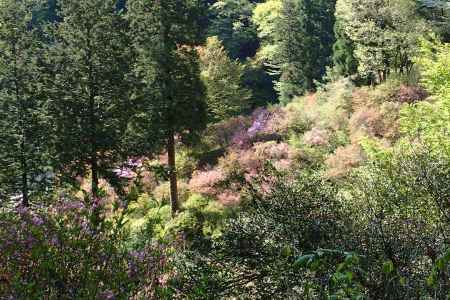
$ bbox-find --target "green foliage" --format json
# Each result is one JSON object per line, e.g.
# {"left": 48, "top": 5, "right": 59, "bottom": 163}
{"left": 252, "top": 0, "right": 282, "bottom": 63}
{"left": 400, "top": 38, "right": 450, "bottom": 153}
{"left": 295, "top": 250, "right": 366, "bottom": 299}
{"left": 46, "top": 0, "right": 132, "bottom": 194}
{"left": 199, "top": 36, "right": 251, "bottom": 122}
{"left": 175, "top": 169, "right": 349, "bottom": 298}
{"left": 332, "top": 17, "right": 357, "bottom": 77}
{"left": 336, "top": 0, "right": 428, "bottom": 83}
{"left": 135, "top": 194, "right": 233, "bottom": 249}
{"left": 275, "top": 0, "right": 336, "bottom": 103}
{"left": 208, "top": 0, "right": 260, "bottom": 60}
{"left": 0, "top": 0, "right": 52, "bottom": 205}
{"left": 126, "top": 0, "right": 208, "bottom": 149}
{"left": 347, "top": 147, "right": 450, "bottom": 298}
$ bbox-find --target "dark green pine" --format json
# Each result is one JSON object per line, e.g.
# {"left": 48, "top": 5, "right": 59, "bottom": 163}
{"left": 47, "top": 0, "right": 133, "bottom": 199}
{"left": 0, "top": 0, "right": 52, "bottom": 206}
{"left": 127, "top": 0, "right": 207, "bottom": 216}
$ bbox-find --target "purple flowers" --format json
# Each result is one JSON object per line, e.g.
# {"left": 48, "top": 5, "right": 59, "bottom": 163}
{"left": 230, "top": 108, "right": 284, "bottom": 149}
{"left": 247, "top": 108, "right": 271, "bottom": 137}
{"left": 113, "top": 158, "right": 144, "bottom": 179}
{"left": 98, "top": 290, "right": 115, "bottom": 300}
{"left": 31, "top": 215, "right": 44, "bottom": 226}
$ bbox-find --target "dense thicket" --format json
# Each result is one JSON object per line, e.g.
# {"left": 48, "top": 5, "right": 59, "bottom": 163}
{"left": 0, "top": 0, "right": 449, "bottom": 299}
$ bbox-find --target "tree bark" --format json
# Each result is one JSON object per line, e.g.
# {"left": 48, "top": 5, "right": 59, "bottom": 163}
{"left": 86, "top": 31, "right": 99, "bottom": 200}
{"left": 13, "top": 41, "right": 29, "bottom": 207}
{"left": 21, "top": 149, "right": 29, "bottom": 207}
{"left": 91, "top": 157, "right": 99, "bottom": 198}
{"left": 167, "top": 132, "right": 178, "bottom": 217}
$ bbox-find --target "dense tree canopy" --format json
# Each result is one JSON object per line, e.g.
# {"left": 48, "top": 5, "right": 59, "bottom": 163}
{"left": 0, "top": 0, "right": 50, "bottom": 206}
{"left": 276, "top": 0, "right": 336, "bottom": 103}
{"left": 47, "top": 0, "right": 133, "bottom": 198}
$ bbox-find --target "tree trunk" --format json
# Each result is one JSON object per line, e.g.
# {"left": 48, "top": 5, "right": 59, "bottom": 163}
{"left": 167, "top": 132, "right": 178, "bottom": 217}
{"left": 91, "top": 156, "right": 99, "bottom": 198}
{"left": 14, "top": 42, "right": 28, "bottom": 207}
{"left": 21, "top": 148, "right": 29, "bottom": 207}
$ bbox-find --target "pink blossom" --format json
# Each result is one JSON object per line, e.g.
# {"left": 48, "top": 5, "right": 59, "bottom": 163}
{"left": 217, "top": 191, "right": 240, "bottom": 205}
{"left": 189, "top": 169, "right": 225, "bottom": 195}
{"left": 303, "top": 128, "right": 329, "bottom": 146}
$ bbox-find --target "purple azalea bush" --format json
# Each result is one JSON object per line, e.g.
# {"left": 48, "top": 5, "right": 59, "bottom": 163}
{"left": 0, "top": 198, "right": 170, "bottom": 299}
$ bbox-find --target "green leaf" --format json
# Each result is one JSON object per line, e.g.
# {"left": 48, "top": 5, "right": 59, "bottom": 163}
{"left": 382, "top": 260, "right": 394, "bottom": 275}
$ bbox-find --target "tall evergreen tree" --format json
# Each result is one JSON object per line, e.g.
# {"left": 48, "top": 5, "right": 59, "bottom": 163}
{"left": 208, "top": 0, "right": 260, "bottom": 60}
{"left": 127, "top": 0, "right": 207, "bottom": 216}
{"left": 332, "top": 18, "right": 357, "bottom": 77}
{"left": 275, "top": 0, "right": 336, "bottom": 103}
{"left": 0, "top": 0, "right": 50, "bottom": 206}
{"left": 199, "top": 36, "right": 251, "bottom": 122}
{"left": 47, "top": 0, "right": 132, "bottom": 199}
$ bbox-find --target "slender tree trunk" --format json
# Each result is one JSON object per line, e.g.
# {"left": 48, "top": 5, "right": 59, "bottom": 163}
{"left": 167, "top": 132, "right": 178, "bottom": 217}
{"left": 91, "top": 156, "right": 99, "bottom": 198}
{"left": 13, "top": 41, "right": 29, "bottom": 207}
{"left": 86, "top": 34, "right": 99, "bottom": 200}
{"left": 20, "top": 146, "right": 29, "bottom": 207}
{"left": 89, "top": 86, "right": 98, "bottom": 199}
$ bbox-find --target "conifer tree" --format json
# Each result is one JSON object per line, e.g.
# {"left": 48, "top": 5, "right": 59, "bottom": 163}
{"left": 332, "top": 18, "right": 357, "bottom": 77}
{"left": 199, "top": 36, "right": 251, "bottom": 122}
{"left": 275, "top": 0, "right": 336, "bottom": 103}
{"left": 0, "top": 0, "right": 50, "bottom": 206}
{"left": 208, "top": 0, "right": 260, "bottom": 60}
{"left": 127, "top": 0, "right": 207, "bottom": 216}
{"left": 47, "top": 0, "right": 132, "bottom": 199}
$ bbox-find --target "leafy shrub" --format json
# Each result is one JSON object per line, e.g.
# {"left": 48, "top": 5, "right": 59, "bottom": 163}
{"left": 175, "top": 148, "right": 199, "bottom": 179}
{"left": 153, "top": 180, "right": 190, "bottom": 205}
{"left": 172, "top": 169, "right": 349, "bottom": 299}
{"left": 345, "top": 147, "right": 450, "bottom": 298}
{"left": 137, "top": 194, "right": 234, "bottom": 252}
{"left": 173, "top": 148, "right": 450, "bottom": 299}
{"left": 0, "top": 198, "right": 169, "bottom": 299}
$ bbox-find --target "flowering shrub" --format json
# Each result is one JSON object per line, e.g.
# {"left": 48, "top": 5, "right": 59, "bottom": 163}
{"left": 208, "top": 116, "right": 251, "bottom": 147}
{"left": 349, "top": 107, "right": 385, "bottom": 142}
{"left": 349, "top": 102, "right": 403, "bottom": 143}
{"left": 0, "top": 199, "right": 169, "bottom": 299}
{"left": 394, "top": 85, "right": 428, "bottom": 103}
{"left": 230, "top": 107, "right": 285, "bottom": 148}
{"left": 325, "top": 145, "right": 365, "bottom": 178}
{"left": 189, "top": 141, "right": 297, "bottom": 204}
{"left": 303, "top": 127, "right": 330, "bottom": 146}
{"left": 189, "top": 169, "right": 226, "bottom": 197}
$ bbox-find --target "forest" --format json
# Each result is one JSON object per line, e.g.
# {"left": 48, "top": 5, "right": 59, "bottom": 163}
{"left": 0, "top": 0, "right": 449, "bottom": 299}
